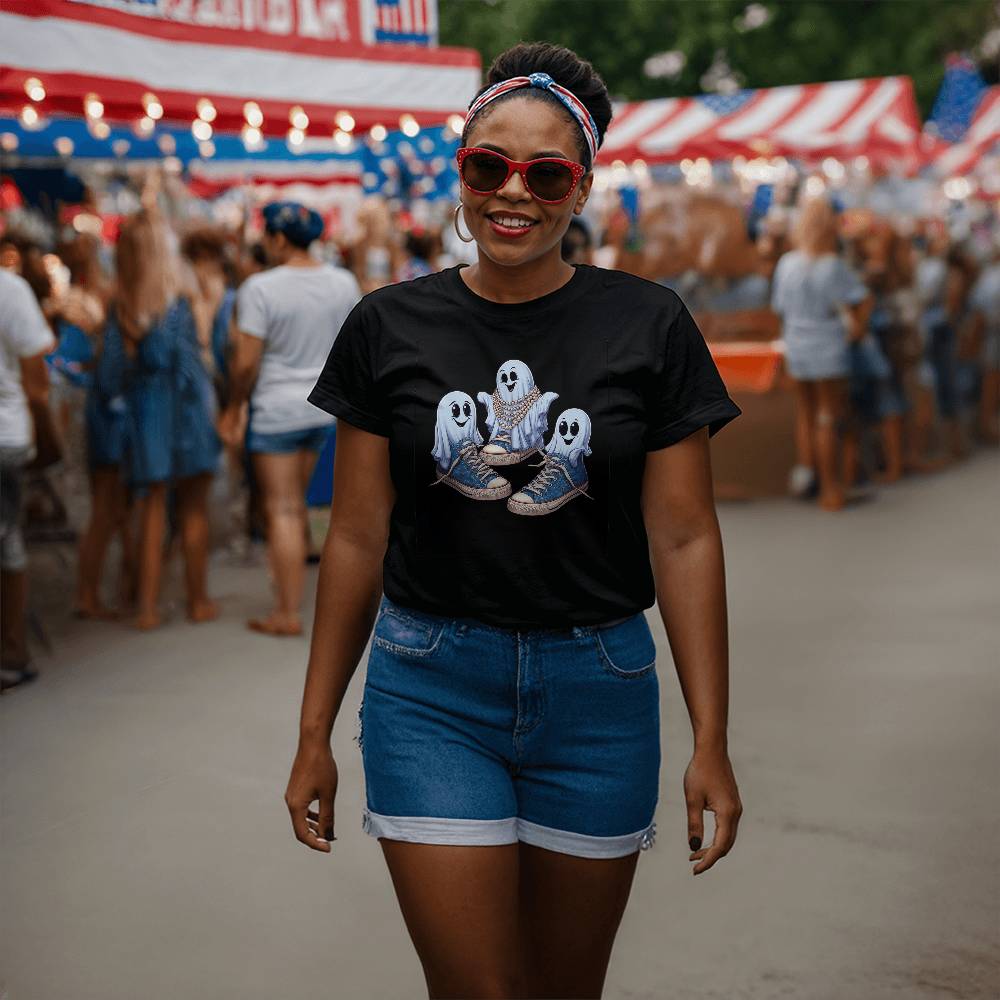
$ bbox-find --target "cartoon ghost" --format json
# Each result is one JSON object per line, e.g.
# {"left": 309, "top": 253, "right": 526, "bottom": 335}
{"left": 508, "top": 407, "right": 593, "bottom": 516}
{"left": 431, "top": 390, "right": 511, "bottom": 500}
{"left": 477, "top": 360, "right": 559, "bottom": 466}
{"left": 544, "top": 408, "right": 593, "bottom": 467}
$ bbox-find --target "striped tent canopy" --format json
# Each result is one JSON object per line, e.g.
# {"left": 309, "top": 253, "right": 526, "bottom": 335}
{"left": 0, "top": 0, "right": 479, "bottom": 139}
{"left": 599, "top": 77, "right": 921, "bottom": 166}
{"left": 927, "top": 87, "right": 1000, "bottom": 176}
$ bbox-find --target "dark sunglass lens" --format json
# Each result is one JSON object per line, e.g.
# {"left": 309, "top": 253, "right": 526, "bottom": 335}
{"left": 525, "top": 161, "right": 574, "bottom": 201}
{"left": 462, "top": 152, "right": 508, "bottom": 191}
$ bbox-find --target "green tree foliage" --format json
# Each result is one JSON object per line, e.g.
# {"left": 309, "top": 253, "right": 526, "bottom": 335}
{"left": 439, "top": 0, "right": 995, "bottom": 115}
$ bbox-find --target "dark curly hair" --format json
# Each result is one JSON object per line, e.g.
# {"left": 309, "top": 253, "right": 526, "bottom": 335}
{"left": 462, "top": 42, "right": 613, "bottom": 170}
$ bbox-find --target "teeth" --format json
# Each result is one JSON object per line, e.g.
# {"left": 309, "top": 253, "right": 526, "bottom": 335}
{"left": 493, "top": 215, "right": 534, "bottom": 228}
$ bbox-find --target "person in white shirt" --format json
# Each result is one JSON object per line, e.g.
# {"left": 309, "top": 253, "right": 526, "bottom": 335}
{"left": 0, "top": 269, "right": 56, "bottom": 690}
{"left": 219, "top": 202, "right": 360, "bottom": 636}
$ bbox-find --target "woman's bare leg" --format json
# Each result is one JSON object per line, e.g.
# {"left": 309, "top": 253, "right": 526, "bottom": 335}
{"left": 75, "top": 466, "right": 124, "bottom": 618}
{"left": 251, "top": 451, "right": 307, "bottom": 633}
{"left": 978, "top": 367, "right": 1000, "bottom": 444}
{"left": 379, "top": 840, "right": 523, "bottom": 999}
{"left": 135, "top": 483, "right": 167, "bottom": 630}
{"left": 297, "top": 447, "right": 322, "bottom": 560}
{"left": 176, "top": 472, "right": 217, "bottom": 622}
{"left": 814, "top": 378, "right": 848, "bottom": 511}
{"left": 518, "top": 842, "right": 640, "bottom": 999}
{"left": 793, "top": 379, "right": 817, "bottom": 471}
{"left": 874, "top": 415, "right": 904, "bottom": 483}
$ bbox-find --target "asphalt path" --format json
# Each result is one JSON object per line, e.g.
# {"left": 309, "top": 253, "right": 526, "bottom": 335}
{"left": 2, "top": 451, "right": 998, "bottom": 999}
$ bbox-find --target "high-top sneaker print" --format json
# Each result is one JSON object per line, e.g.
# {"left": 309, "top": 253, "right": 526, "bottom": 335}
{"left": 508, "top": 407, "right": 594, "bottom": 515}
{"left": 434, "top": 441, "right": 512, "bottom": 500}
{"left": 507, "top": 453, "right": 590, "bottom": 515}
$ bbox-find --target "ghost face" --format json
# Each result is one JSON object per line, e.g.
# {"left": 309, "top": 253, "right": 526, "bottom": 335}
{"left": 545, "top": 407, "right": 593, "bottom": 466}
{"left": 432, "top": 390, "right": 483, "bottom": 468}
{"left": 495, "top": 360, "right": 536, "bottom": 401}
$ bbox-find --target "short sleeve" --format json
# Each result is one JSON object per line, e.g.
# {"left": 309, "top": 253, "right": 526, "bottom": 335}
{"left": 833, "top": 258, "right": 867, "bottom": 306}
{"left": 1, "top": 275, "right": 54, "bottom": 357}
{"left": 645, "top": 303, "right": 742, "bottom": 451}
{"left": 235, "top": 276, "right": 268, "bottom": 340}
{"left": 307, "top": 298, "right": 389, "bottom": 437}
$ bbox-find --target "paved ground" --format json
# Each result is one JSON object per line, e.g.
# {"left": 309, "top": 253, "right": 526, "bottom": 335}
{"left": 2, "top": 452, "right": 998, "bottom": 1000}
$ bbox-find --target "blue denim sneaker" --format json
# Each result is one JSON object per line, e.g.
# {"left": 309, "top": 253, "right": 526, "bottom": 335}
{"left": 480, "top": 430, "right": 540, "bottom": 467}
{"left": 434, "top": 441, "right": 512, "bottom": 501}
{"left": 507, "top": 454, "right": 590, "bottom": 515}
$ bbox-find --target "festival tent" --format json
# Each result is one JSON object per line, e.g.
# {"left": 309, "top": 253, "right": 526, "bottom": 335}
{"left": 0, "top": 0, "right": 479, "bottom": 139}
{"left": 598, "top": 77, "right": 921, "bottom": 167}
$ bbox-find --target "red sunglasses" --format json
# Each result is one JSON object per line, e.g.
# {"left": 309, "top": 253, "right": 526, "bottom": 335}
{"left": 456, "top": 147, "right": 587, "bottom": 204}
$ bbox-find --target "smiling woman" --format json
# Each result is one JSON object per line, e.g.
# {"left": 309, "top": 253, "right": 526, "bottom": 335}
{"left": 289, "top": 40, "right": 744, "bottom": 1000}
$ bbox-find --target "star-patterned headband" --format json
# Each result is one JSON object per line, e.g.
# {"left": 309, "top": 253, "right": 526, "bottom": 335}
{"left": 464, "top": 72, "right": 600, "bottom": 165}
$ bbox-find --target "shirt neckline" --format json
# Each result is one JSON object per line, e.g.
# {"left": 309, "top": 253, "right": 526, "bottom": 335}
{"left": 447, "top": 263, "right": 593, "bottom": 317}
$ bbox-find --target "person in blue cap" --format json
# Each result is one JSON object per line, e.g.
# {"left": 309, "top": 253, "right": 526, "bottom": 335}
{"left": 220, "top": 200, "right": 360, "bottom": 636}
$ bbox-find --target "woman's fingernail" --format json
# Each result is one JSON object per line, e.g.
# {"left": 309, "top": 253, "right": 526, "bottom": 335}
{"left": 317, "top": 837, "right": 328, "bottom": 844}
{"left": 689, "top": 836, "right": 702, "bottom": 851}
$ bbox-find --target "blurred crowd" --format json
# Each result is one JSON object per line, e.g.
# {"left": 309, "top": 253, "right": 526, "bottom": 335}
{"left": 0, "top": 168, "right": 997, "bottom": 690}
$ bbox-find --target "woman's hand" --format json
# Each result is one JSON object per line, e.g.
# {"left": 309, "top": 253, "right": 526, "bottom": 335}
{"left": 217, "top": 403, "right": 247, "bottom": 447}
{"left": 684, "top": 746, "right": 743, "bottom": 875}
{"left": 285, "top": 738, "right": 339, "bottom": 853}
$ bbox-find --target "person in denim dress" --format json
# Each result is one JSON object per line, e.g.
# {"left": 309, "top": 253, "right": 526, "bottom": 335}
{"left": 285, "top": 43, "right": 744, "bottom": 1000}
{"left": 112, "top": 207, "right": 220, "bottom": 630}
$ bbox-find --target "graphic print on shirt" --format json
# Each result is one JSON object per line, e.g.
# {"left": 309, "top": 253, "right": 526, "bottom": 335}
{"left": 477, "top": 360, "right": 559, "bottom": 466}
{"left": 431, "top": 390, "right": 512, "bottom": 500}
{"left": 508, "top": 407, "right": 593, "bottom": 516}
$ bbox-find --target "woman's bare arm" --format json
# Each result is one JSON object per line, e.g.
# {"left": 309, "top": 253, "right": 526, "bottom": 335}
{"left": 285, "top": 421, "right": 394, "bottom": 852}
{"left": 642, "top": 426, "right": 742, "bottom": 875}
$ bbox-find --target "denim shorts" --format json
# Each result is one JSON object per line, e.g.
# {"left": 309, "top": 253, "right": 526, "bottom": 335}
{"left": 357, "top": 598, "right": 661, "bottom": 859}
{"left": 245, "top": 423, "right": 333, "bottom": 455}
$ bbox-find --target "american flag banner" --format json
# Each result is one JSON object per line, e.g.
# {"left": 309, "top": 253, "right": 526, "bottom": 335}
{"left": 599, "top": 77, "right": 921, "bottom": 167}
{"left": 928, "top": 87, "right": 1000, "bottom": 177}
{"left": 0, "top": 0, "right": 472, "bottom": 140}
{"left": 362, "top": 0, "right": 438, "bottom": 46}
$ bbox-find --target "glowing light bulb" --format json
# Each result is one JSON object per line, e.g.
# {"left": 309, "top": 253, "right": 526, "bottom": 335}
{"left": 24, "top": 77, "right": 45, "bottom": 102}
{"left": 19, "top": 105, "right": 39, "bottom": 128}
{"left": 399, "top": 113, "right": 419, "bottom": 137}
{"left": 369, "top": 123, "right": 387, "bottom": 142}
{"left": 196, "top": 98, "right": 217, "bottom": 123}
{"left": 84, "top": 93, "right": 104, "bottom": 118}
{"left": 192, "top": 119, "right": 213, "bottom": 141}
{"left": 287, "top": 127, "right": 305, "bottom": 147}
{"left": 289, "top": 105, "right": 309, "bottom": 130}
{"left": 243, "top": 101, "right": 263, "bottom": 128}
{"left": 446, "top": 113, "right": 465, "bottom": 135}
{"left": 143, "top": 93, "right": 164, "bottom": 120}
{"left": 54, "top": 136, "right": 74, "bottom": 156}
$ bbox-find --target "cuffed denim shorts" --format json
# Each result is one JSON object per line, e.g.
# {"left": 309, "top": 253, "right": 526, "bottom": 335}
{"left": 245, "top": 423, "right": 333, "bottom": 455}
{"left": 356, "top": 597, "right": 661, "bottom": 859}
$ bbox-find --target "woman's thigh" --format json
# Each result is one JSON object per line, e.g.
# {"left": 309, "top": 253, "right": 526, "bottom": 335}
{"left": 251, "top": 452, "right": 303, "bottom": 511}
{"left": 379, "top": 840, "right": 522, "bottom": 999}
{"left": 518, "top": 842, "right": 640, "bottom": 999}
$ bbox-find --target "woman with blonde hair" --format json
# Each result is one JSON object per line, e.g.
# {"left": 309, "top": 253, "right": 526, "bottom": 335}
{"left": 106, "top": 186, "right": 220, "bottom": 628}
{"left": 772, "top": 195, "right": 871, "bottom": 510}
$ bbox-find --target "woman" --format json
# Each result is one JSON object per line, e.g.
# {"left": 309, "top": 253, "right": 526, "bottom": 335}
{"left": 286, "top": 43, "right": 744, "bottom": 999}
{"left": 219, "top": 201, "right": 360, "bottom": 637}
{"left": 772, "top": 197, "right": 871, "bottom": 511}
{"left": 109, "top": 199, "right": 220, "bottom": 629}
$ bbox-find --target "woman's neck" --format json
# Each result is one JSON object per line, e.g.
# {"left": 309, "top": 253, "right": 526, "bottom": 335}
{"left": 462, "top": 247, "right": 575, "bottom": 304}
{"left": 284, "top": 248, "right": 319, "bottom": 268}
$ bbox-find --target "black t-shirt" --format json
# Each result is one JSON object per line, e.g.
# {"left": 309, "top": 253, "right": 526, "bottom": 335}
{"left": 308, "top": 263, "right": 740, "bottom": 629}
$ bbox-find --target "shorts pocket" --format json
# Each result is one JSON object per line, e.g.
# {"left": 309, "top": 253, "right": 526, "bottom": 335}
{"left": 372, "top": 605, "right": 446, "bottom": 658}
{"left": 595, "top": 614, "right": 656, "bottom": 678}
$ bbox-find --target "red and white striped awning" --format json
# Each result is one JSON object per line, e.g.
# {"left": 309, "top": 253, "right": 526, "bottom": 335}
{"left": 927, "top": 86, "right": 1000, "bottom": 176}
{"left": 0, "top": 0, "right": 479, "bottom": 138}
{"left": 599, "top": 77, "right": 921, "bottom": 166}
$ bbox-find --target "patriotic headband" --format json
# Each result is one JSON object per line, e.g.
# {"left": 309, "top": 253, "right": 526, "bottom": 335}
{"left": 464, "top": 72, "right": 600, "bottom": 165}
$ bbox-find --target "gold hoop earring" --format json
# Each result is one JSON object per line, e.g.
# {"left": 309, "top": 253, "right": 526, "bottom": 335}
{"left": 453, "top": 204, "right": 474, "bottom": 244}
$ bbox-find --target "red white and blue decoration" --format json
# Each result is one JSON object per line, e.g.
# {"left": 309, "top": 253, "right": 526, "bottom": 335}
{"left": 600, "top": 77, "right": 921, "bottom": 166}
